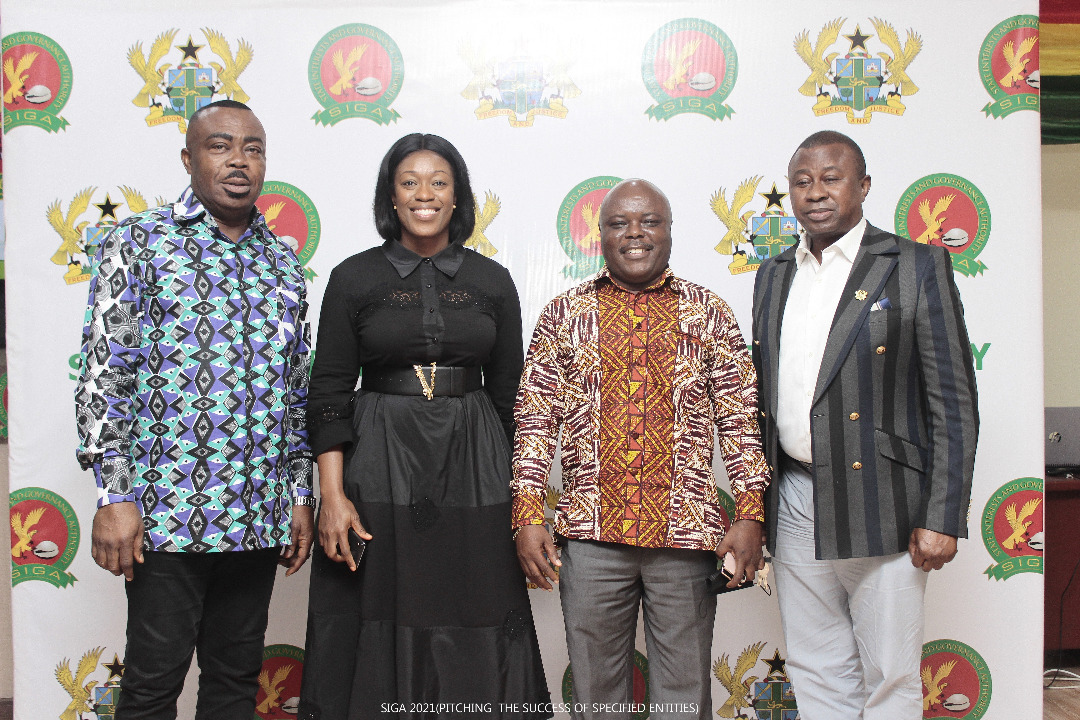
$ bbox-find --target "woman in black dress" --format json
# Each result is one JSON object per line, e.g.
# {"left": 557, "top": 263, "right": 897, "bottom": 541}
{"left": 299, "top": 134, "right": 551, "bottom": 719}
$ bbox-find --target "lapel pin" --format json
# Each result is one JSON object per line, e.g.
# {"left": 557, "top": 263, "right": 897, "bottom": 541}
{"left": 854, "top": 289, "right": 868, "bottom": 301}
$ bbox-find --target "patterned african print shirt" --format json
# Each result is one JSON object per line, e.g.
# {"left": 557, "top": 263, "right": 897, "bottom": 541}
{"left": 512, "top": 268, "right": 768, "bottom": 551}
{"left": 75, "top": 187, "right": 313, "bottom": 553}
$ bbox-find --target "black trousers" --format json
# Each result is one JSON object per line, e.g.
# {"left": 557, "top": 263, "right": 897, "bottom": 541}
{"left": 116, "top": 548, "right": 279, "bottom": 720}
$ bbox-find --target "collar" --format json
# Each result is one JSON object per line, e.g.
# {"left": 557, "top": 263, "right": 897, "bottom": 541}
{"left": 382, "top": 239, "right": 466, "bottom": 279}
{"left": 794, "top": 217, "right": 866, "bottom": 267}
{"left": 593, "top": 265, "right": 677, "bottom": 294}
{"left": 170, "top": 186, "right": 269, "bottom": 238}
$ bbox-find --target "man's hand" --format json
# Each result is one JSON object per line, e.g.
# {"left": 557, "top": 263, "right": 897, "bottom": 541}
{"left": 280, "top": 505, "right": 315, "bottom": 576}
{"left": 909, "top": 528, "right": 958, "bottom": 571}
{"left": 317, "top": 492, "right": 371, "bottom": 572}
{"left": 91, "top": 503, "right": 145, "bottom": 581}
{"left": 515, "top": 524, "right": 561, "bottom": 591}
{"left": 714, "top": 519, "right": 765, "bottom": 588}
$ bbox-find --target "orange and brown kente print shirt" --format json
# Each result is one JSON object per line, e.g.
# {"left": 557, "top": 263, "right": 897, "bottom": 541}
{"left": 512, "top": 268, "right": 768, "bottom": 550}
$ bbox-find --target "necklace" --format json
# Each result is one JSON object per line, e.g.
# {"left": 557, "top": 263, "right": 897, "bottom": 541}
{"left": 413, "top": 362, "right": 437, "bottom": 400}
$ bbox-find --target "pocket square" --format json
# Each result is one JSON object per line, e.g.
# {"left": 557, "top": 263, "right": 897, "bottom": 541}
{"left": 870, "top": 297, "right": 893, "bottom": 312}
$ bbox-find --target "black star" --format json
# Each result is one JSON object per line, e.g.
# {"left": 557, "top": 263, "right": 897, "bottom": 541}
{"left": 95, "top": 195, "right": 121, "bottom": 221}
{"left": 761, "top": 184, "right": 787, "bottom": 211}
{"left": 765, "top": 648, "right": 787, "bottom": 677}
{"left": 103, "top": 653, "right": 126, "bottom": 682}
{"left": 177, "top": 36, "right": 204, "bottom": 63}
{"left": 845, "top": 26, "right": 872, "bottom": 53}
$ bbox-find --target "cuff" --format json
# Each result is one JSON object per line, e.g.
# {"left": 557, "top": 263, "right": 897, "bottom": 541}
{"left": 309, "top": 418, "right": 354, "bottom": 457}
{"left": 511, "top": 488, "right": 547, "bottom": 530}
{"left": 734, "top": 489, "right": 765, "bottom": 524}
{"left": 95, "top": 455, "right": 138, "bottom": 508}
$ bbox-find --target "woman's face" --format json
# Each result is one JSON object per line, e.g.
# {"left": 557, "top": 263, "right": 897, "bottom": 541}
{"left": 392, "top": 150, "right": 456, "bottom": 250}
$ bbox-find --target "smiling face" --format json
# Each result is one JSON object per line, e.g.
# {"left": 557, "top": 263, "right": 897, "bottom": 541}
{"left": 392, "top": 150, "right": 455, "bottom": 254}
{"left": 599, "top": 180, "right": 672, "bottom": 292}
{"left": 181, "top": 106, "right": 266, "bottom": 239}
{"left": 787, "top": 142, "right": 871, "bottom": 251}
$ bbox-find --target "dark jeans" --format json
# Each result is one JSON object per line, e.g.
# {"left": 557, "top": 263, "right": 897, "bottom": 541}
{"left": 116, "top": 548, "right": 279, "bottom": 720}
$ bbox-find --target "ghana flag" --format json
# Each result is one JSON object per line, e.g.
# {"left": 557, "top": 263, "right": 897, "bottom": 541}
{"left": 1042, "top": 0, "right": 1080, "bottom": 143}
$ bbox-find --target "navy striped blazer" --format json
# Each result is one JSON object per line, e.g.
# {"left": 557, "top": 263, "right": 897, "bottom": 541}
{"left": 751, "top": 224, "right": 979, "bottom": 559}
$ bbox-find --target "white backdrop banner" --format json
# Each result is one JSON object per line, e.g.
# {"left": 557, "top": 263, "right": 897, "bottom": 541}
{"left": 3, "top": 1, "right": 1042, "bottom": 718}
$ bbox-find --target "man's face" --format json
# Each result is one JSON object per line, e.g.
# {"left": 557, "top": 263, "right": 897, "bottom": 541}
{"left": 787, "top": 142, "right": 871, "bottom": 246}
{"left": 181, "top": 107, "right": 266, "bottom": 228}
{"left": 599, "top": 181, "right": 672, "bottom": 292}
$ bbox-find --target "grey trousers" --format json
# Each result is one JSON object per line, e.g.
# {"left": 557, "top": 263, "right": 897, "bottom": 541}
{"left": 559, "top": 538, "right": 716, "bottom": 720}
{"left": 772, "top": 461, "right": 927, "bottom": 720}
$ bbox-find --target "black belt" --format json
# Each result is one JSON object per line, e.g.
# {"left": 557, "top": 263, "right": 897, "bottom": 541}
{"left": 784, "top": 454, "right": 814, "bottom": 475}
{"left": 361, "top": 365, "right": 482, "bottom": 397}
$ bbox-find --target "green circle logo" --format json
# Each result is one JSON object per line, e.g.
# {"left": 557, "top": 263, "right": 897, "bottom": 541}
{"left": 895, "top": 173, "right": 991, "bottom": 277}
{"left": 309, "top": 23, "right": 403, "bottom": 126}
{"left": 979, "top": 15, "right": 1039, "bottom": 118}
{"left": 556, "top": 176, "right": 622, "bottom": 280}
{"left": 9, "top": 487, "right": 80, "bottom": 588}
{"left": 257, "top": 181, "right": 322, "bottom": 278}
{"left": 981, "top": 477, "right": 1042, "bottom": 581}
{"left": 2, "top": 31, "right": 72, "bottom": 132}
{"left": 642, "top": 18, "right": 737, "bottom": 121}
{"left": 921, "top": 639, "right": 991, "bottom": 719}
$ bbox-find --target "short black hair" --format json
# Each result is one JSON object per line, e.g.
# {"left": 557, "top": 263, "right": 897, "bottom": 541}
{"left": 791, "top": 130, "right": 867, "bottom": 177}
{"left": 186, "top": 100, "right": 257, "bottom": 145}
{"left": 373, "top": 133, "right": 476, "bottom": 245}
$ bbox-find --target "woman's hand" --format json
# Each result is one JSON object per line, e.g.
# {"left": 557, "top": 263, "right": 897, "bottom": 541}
{"left": 318, "top": 491, "right": 371, "bottom": 571}
{"left": 315, "top": 445, "right": 371, "bottom": 571}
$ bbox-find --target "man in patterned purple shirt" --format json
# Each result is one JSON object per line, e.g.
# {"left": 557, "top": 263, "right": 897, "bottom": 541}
{"left": 75, "top": 100, "right": 314, "bottom": 719}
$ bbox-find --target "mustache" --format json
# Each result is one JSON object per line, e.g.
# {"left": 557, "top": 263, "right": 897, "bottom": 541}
{"left": 224, "top": 170, "right": 250, "bottom": 182}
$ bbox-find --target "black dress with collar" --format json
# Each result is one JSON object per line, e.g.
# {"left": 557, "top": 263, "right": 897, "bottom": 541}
{"left": 300, "top": 240, "right": 551, "bottom": 719}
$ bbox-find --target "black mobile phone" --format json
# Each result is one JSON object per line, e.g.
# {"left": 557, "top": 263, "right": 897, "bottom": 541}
{"left": 347, "top": 528, "right": 367, "bottom": 565}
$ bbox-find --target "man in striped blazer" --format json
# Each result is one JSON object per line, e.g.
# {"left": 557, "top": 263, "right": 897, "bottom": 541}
{"left": 751, "top": 131, "right": 978, "bottom": 720}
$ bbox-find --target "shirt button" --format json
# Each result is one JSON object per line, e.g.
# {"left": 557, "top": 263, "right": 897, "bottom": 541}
{"left": 876, "top": 346, "right": 886, "bottom": 355}
{"left": 852, "top": 461, "right": 863, "bottom": 470}
{"left": 423, "top": 258, "right": 431, "bottom": 263}
{"left": 849, "top": 412, "right": 860, "bottom": 421}
{"left": 428, "top": 308, "right": 434, "bottom": 313}
{"left": 426, "top": 284, "right": 432, "bottom": 288}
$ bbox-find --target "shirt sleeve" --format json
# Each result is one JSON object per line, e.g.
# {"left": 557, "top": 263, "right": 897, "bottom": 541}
{"left": 482, "top": 264, "right": 525, "bottom": 446}
{"left": 306, "top": 264, "right": 363, "bottom": 456}
{"left": 74, "top": 221, "right": 145, "bottom": 508}
{"left": 287, "top": 276, "right": 314, "bottom": 500}
{"left": 709, "top": 297, "right": 770, "bottom": 523}
{"left": 511, "top": 298, "right": 565, "bottom": 529}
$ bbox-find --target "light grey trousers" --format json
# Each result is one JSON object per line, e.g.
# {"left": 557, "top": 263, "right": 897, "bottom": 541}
{"left": 559, "top": 538, "right": 716, "bottom": 720}
{"left": 772, "top": 461, "right": 928, "bottom": 720}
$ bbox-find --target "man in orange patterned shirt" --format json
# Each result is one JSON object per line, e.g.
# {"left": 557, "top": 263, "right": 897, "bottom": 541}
{"left": 512, "top": 179, "right": 769, "bottom": 720}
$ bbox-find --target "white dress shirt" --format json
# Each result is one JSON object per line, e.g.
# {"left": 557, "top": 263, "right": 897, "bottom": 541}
{"left": 776, "top": 218, "right": 866, "bottom": 464}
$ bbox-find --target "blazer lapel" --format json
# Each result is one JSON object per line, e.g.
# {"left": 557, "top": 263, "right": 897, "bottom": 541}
{"left": 764, "top": 248, "right": 798, "bottom": 418}
{"left": 813, "top": 225, "right": 900, "bottom": 403}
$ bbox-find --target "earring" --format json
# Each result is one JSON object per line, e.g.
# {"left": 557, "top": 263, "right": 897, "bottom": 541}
{"left": 393, "top": 204, "right": 397, "bottom": 210}
{"left": 453, "top": 204, "right": 457, "bottom": 209}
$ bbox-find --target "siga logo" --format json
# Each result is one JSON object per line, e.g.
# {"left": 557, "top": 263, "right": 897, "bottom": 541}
{"left": 980, "top": 15, "right": 1039, "bottom": 118}
{"left": 257, "top": 181, "right": 322, "bottom": 281}
{"left": 982, "top": 477, "right": 1042, "bottom": 581}
{"left": 10, "top": 486, "right": 80, "bottom": 588}
{"left": 255, "top": 644, "right": 304, "bottom": 718}
{"left": 794, "top": 17, "right": 921, "bottom": 125}
{"left": 128, "top": 29, "right": 254, "bottom": 134}
{"left": 921, "top": 639, "right": 991, "bottom": 719}
{"left": 2, "top": 31, "right": 72, "bottom": 132}
{"left": 894, "top": 173, "right": 991, "bottom": 277}
{"left": 711, "top": 179, "right": 800, "bottom": 275}
{"left": 557, "top": 176, "right": 623, "bottom": 280}
{"left": 309, "top": 23, "right": 403, "bottom": 126}
{"left": 641, "top": 18, "right": 738, "bottom": 122}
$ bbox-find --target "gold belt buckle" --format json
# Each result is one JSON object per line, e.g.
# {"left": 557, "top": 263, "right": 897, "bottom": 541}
{"left": 412, "top": 362, "right": 437, "bottom": 400}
